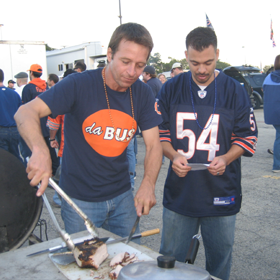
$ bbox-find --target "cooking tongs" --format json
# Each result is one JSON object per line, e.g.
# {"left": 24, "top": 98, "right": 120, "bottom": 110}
{"left": 42, "top": 192, "right": 75, "bottom": 251}
{"left": 48, "top": 178, "right": 99, "bottom": 238}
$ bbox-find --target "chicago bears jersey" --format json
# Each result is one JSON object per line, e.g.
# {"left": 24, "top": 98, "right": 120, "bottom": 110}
{"left": 157, "top": 71, "right": 258, "bottom": 217}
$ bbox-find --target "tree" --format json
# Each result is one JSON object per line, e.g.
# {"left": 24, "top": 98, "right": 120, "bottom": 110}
{"left": 148, "top": 53, "right": 231, "bottom": 74}
{"left": 45, "top": 44, "right": 56, "bottom": 51}
{"left": 148, "top": 53, "right": 189, "bottom": 74}
{"left": 263, "top": 65, "right": 274, "bottom": 73}
{"left": 148, "top": 52, "right": 163, "bottom": 73}
{"left": 216, "top": 60, "right": 231, "bottom": 70}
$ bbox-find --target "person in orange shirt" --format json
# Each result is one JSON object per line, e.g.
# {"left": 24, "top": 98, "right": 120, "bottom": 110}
{"left": 47, "top": 69, "right": 75, "bottom": 207}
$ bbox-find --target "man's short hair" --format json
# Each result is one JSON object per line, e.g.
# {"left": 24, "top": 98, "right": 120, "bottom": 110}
{"left": 108, "top": 22, "right": 153, "bottom": 60}
{"left": 63, "top": 69, "right": 76, "bottom": 78}
{"left": 186, "top": 27, "right": 217, "bottom": 51}
{"left": 32, "top": 71, "right": 42, "bottom": 78}
{"left": 48, "top": 74, "right": 59, "bottom": 84}
{"left": 274, "top": 55, "right": 280, "bottom": 70}
{"left": 0, "top": 69, "right": 4, "bottom": 82}
{"left": 74, "top": 61, "right": 87, "bottom": 72}
{"left": 97, "top": 60, "right": 106, "bottom": 68}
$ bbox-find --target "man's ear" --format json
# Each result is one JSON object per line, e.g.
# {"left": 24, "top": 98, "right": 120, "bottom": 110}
{"left": 185, "top": 50, "right": 188, "bottom": 61}
{"left": 107, "top": 47, "right": 112, "bottom": 63}
{"left": 216, "top": 49, "right": 220, "bottom": 62}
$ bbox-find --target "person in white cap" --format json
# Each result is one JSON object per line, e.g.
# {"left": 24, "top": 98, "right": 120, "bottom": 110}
{"left": 171, "top": 62, "right": 184, "bottom": 76}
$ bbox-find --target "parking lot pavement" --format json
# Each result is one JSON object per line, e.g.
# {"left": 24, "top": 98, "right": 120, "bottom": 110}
{"left": 29, "top": 108, "right": 280, "bottom": 280}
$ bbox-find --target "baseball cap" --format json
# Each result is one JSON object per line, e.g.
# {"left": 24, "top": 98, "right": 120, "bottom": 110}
{"left": 143, "top": 65, "right": 155, "bottom": 75}
{"left": 8, "top": 80, "right": 16, "bottom": 84}
{"left": 14, "top": 72, "right": 28, "bottom": 79}
{"left": 172, "top": 62, "right": 182, "bottom": 69}
{"left": 27, "top": 64, "right": 43, "bottom": 73}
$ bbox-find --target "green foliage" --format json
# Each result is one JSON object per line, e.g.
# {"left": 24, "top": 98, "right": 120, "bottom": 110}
{"left": 45, "top": 44, "right": 56, "bottom": 51}
{"left": 263, "top": 65, "right": 274, "bottom": 73}
{"left": 148, "top": 53, "right": 189, "bottom": 74}
{"left": 216, "top": 59, "right": 231, "bottom": 70}
{"left": 148, "top": 53, "right": 231, "bottom": 74}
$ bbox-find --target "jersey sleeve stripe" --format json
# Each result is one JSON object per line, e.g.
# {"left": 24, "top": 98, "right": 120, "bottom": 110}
{"left": 232, "top": 140, "right": 256, "bottom": 155}
{"left": 160, "top": 137, "right": 171, "bottom": 142}
{"left": 47, "top": 121, "right": 60, "bottom": 130}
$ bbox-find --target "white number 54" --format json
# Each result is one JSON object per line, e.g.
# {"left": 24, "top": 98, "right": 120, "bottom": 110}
{"left": 176, "top": 113, "right": 220, "bottom": 161}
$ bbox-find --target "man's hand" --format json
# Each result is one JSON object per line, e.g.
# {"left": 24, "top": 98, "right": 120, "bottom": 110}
{"left": 26, "top": 146, "right": 52, "bottom": 196}
{"left": 172, "top": 154, "right": 192, "bottom": 177}
{"left": 50, "top": 140, "right": 59, "bottom": 149}
{"left": 207, "top": 156, "right": 227, "bottom": 176}
{"left": 134, "top": 184, "right": 156, "bottom": 216}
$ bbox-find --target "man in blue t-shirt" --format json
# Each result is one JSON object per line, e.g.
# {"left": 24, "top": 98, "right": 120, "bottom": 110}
{"left": 142, "top": 65, "right": 162, "bottom": 97}
{"left": 157, "top": 27, "right": 258, "bottom": 280}
{"left": 0, "top": 69, "right": 22, "bottom": 161}
{"left": 15, "top": 23, "right": 163, "bottom": 239}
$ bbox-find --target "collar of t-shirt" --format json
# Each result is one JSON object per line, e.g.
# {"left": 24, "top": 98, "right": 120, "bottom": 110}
{"left": 197, "top": 70, "right": 220, "bottom": 90}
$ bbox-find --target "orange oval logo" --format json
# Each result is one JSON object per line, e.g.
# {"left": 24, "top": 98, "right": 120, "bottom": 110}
{"left": 82, "top": 109, "right": 136, "bottom": 157}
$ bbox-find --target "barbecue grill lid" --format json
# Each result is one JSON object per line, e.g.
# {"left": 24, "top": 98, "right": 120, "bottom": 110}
{"left": 0, "top": 149, "right": 42, "bottom": 253}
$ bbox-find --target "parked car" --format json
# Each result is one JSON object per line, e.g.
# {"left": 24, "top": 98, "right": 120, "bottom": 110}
{"left": 223, "top": 65, "right": 265, "bottom": 109}
{"left": 223, "top": 66, "right": 256, "bottom": 108}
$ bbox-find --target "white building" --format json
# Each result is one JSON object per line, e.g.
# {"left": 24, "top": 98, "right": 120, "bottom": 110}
{"left": 0, "top": 40, "right": 47, "bottom": 88}
{"left": 46, "top": 42, "right": 107, "bottom": 77}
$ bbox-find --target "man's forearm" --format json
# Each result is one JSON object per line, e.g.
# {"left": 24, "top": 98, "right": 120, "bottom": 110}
{"left": 162, "top": 141, "right": 179, "bottom": 162}
{"left": 222, "top": 144, "right": 245, "bottom": 166}
{"left": 142, "top": 142, "right": 162, "bottom": 188}
{"left": 15, "top": 105, "right": 48, "bottom": 153}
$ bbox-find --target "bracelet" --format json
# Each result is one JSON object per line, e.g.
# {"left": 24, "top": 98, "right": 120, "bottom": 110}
{"left": 49, "top": 138, "right": 56, "bottom": 141}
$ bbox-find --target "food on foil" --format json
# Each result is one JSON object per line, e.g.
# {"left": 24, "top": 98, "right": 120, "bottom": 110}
{"left": 73, "top": 237, "right": 108, "bottom": 268}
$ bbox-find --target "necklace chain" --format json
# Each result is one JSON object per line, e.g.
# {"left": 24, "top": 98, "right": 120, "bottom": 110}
{"left": 102, "top": 67, "right": 135, "bottom": 142}
{"left": 189, "top": 72, "right": 217, "bottom": 130}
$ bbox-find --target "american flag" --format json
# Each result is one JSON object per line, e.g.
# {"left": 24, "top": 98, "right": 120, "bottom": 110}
{"left": 206, "top": 14, "right": 214, "bottom": 30}
{"left": 270, "top": 19, "right": 276, "bottom": 47}
{"left": 270, "top": 20, "right": 273, "bottom": 40}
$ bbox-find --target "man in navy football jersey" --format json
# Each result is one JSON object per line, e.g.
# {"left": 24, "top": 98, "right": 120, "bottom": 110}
{"left": 157, "top": 27, "right": 258, "bottom": 280}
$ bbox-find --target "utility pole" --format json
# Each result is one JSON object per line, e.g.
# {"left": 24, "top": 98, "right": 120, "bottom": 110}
{"left": 118, "top": 0, "right": 122, "bottom": 25}
{"left": 0, "top": 24, "right": 4, "bottom": 40}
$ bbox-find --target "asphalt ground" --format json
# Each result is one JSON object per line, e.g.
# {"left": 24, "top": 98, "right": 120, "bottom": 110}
{"left": 28, "top": 108, "right": 280, "bottom": 280}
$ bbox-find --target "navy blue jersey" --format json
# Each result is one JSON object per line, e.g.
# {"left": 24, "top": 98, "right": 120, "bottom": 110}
{"left": 22, "top": 80, "right": 49, "bottom": 137}
{"left": 157, "top": 71, "right": 258, "bottom": 217}
{"left": 39, "top": 69, "right": 162, "bottom": 202}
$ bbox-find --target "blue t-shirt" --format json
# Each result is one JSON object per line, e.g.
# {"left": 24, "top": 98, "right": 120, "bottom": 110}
{"left": 39, "top": 69, "right": 162, "bottom": 202}
{"left": 147, "top": 77, "right": 162, "bottom": 97}
{"left": 0, "top": 86, "right": 21, "bottom": 127}
{"left": 22, "top": 82, "right": 49, "bottom": 137}
{"left": 157, "top": 71, "right": 258, "bottom": 217}
{"left": 262, "top": 70, "right": 280, "bottom": 125}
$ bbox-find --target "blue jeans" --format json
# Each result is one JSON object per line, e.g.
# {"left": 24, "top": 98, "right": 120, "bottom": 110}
{"left": 160, "top": 207, "right": 236, "bottom": 280}
{"left": 0, "top": 126, "right": 22, "bottom": 162}
{"left": 61, "top": 189, "right": 140, "bottom": 241}
{"left": 127, "top": 137, "right": 136, "bottom": 190}
{"left": 273, "top": 125, "right": 280, "bottom": 170}
{"left": 19, "top": 136, "right": 31, "bottom": 166}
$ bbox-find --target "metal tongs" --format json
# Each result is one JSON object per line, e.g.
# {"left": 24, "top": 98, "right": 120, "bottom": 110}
{"left": 42, "top": 192, "right": 75, "bottom": 251}
{"left": 47, "top": 178, "right": 99, "bottom": 238}
{"left": 39, "top": 178, "right": 99, "bottom": 251}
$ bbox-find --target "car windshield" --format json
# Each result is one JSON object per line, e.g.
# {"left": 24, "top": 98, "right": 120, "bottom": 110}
{"left": 250, "top": 75, "right": 266, "bottom": 86}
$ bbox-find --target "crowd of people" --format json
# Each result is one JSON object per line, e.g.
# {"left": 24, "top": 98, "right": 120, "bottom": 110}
{"left": 2, "top": 22, "right": 279, "bottom": 280}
